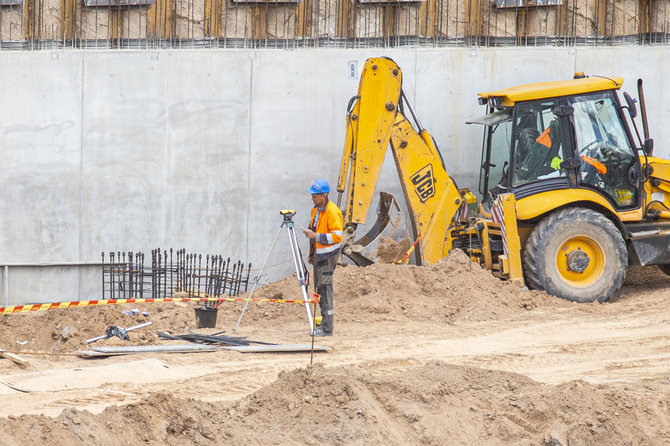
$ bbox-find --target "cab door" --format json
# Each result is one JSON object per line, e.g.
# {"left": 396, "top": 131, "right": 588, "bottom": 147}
{"left": 569, "top": 91, "right": 641, "bottom": 209}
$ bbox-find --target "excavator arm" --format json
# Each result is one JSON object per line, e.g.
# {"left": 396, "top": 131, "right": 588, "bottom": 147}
{"left": 337, "top": 57, "right": 463, "bottom": 265}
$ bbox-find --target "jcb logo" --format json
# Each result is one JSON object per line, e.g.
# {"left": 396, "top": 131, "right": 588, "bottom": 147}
{"left": 411, "top": 164, "right": 435, "bottom": 202}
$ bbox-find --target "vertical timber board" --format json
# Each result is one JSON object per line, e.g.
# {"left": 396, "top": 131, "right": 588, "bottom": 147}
{"left": 251, "top": 4, "right": 267, "bottom": 39}
{"left": 61, "top": 0, "right": 75, "bottom": 39}
{"left": 419, "top": 0, "right": 435, "bottom": 37}
{"left": 205, "top": 0, "right": 213, "bottom": 35}
{"left": 383, "top": 4, "right": 394, "bottom": 36}
{"left": 638, "top": 0, "right": 648, "bottom": 35}
{"left": 148, "top": 0, "right": 175, "bottom": 38}
{"left": 204, "top": 0, "right": 222, "bottom": 36}
{"left": 24, "top": 0, "right": 33, "bottom": 40}
{"left": 213, "top": 0, "right": 223, "bottom": 38}
{"left": 111, "top": 9, "right": 121, "bottom": 39}
{"left": 465, "top": 0, "right": 483, "bottom": 38}
{"left": 297, "top": 0, "right": 311, "bottom": 37}
{"left": 517, "top": 9, "right": 527, "bottom": 40}
{"left": 557, "top": 0, "right": 568, "bottom": 36}
{"left": 595, "top": 0, "right": 606, "bottom": 36}
{"left": 336, "top": 0, "right": 354, "bottom": 37}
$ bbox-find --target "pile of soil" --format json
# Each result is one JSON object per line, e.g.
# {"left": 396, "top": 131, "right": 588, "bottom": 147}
{"left": 0, "top": 250, "right": 601, "bottom": 354}
{"left": 247, "top": 249, "right": 576, "bottom": 325}
{"left": 2, "top": 360, "right": 668, "bottom": 445}
{"left": 2, "top": 249, "right": 670, "bottom": 445}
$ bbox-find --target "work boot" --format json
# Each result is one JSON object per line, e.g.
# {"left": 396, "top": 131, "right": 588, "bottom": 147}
{"left": 313, "top": 327, "right": 332, "bottom": 337}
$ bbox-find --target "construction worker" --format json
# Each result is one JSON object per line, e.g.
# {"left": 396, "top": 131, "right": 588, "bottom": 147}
{"left": 514, "top": 117, "right": 563, "bottom": 183}
{"left": 301, "top": 179, "right": 343, "bottom": 337}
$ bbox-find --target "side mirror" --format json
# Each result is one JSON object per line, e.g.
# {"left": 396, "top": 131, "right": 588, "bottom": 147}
{"left": 623, "top": 92, "right": 638, "bottom": 118}
{"left": 643, "top": 138, "right": 654, "bottom": 156}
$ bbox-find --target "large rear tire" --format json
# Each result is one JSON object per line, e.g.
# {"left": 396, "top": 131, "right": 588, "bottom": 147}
{"left": 523, "top": 208, "right": 627, "bottom": 303}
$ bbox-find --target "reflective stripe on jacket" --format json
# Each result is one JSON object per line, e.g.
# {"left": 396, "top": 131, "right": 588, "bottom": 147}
{"left": 309, "top": 199, "right": 343, "bottom": 261}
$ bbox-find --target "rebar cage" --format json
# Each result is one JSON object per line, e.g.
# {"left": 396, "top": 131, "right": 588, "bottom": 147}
{"left": 101, "top": 248, "right": 252, "bottom": 300}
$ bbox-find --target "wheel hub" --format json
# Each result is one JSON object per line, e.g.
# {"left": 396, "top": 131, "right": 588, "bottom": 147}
{"left": 566, "top": 248, "right": 590, "bottom": 273}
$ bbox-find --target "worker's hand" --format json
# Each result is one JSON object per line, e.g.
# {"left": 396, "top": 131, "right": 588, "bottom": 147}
{"left": 550, "top": 156, "right": 562, "bottom": 170}
{"left": 302, "top": 228, "right": 317, "bottom": 240}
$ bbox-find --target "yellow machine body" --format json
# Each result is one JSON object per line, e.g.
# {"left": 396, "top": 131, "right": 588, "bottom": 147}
{"left": 336, "top": 57, "right": 670, "bottom": 303}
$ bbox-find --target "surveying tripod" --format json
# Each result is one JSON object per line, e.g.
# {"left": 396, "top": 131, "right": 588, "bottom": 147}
{"left": 234, "top": 210, "right": 315, "bottom": 335}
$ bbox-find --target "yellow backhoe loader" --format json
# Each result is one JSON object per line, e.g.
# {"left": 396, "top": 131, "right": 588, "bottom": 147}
{"left": 336, "top": 57, "right": 670, "bottom": 303}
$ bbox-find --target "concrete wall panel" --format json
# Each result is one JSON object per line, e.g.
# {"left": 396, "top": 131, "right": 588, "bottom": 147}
{"left": 1, "top": 47, "right": 669, "bottom": 305}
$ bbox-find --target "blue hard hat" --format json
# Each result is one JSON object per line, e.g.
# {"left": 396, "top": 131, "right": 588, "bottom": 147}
{"left": 309, "top": 179, "right": 330, "bottom": 194}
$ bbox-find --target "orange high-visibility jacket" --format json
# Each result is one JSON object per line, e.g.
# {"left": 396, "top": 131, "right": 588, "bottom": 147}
{"left": 309, "top": 199, "right": 343, "bottom": 261}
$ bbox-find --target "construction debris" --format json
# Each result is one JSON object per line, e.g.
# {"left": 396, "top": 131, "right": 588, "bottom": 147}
{"left": 86, "top": 321, "right": 153, "bottom": 344}
{"left": 222, "top": 344, "right": 330, "bottom": 353}
{"left": 0, "top": 349, "right": 29, "bottom": 368}
{"left": 156, "top": 330, "right": 275, "bottom": 347}
{"left": 77, "top": 344, "right": 222, "bottom": 357}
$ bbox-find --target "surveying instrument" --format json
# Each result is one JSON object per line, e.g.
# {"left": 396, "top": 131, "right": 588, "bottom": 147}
{"left": 234, "top": 209, "right": 316, "bottom": 335}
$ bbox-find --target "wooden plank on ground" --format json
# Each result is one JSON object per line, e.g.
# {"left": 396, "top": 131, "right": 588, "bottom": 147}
{"left": 222, "top": 344, "right": 330, "bottom": 353}
{"left": 0, "top": 349, "right": 29, "bottom": 368}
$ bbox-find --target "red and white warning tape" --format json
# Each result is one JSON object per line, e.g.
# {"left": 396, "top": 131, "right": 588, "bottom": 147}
{"left": 491, "top": 196, "right": 509, "bottom": 257}
{"left": 0, "top": 295, "right": 320, "bottom": 314}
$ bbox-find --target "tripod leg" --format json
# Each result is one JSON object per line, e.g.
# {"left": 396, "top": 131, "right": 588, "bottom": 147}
{"left": 233, "top": 224, "right": 284, "bottom": 333}
{"left": 287, "top": 225, "right": 314, "bottom": 334}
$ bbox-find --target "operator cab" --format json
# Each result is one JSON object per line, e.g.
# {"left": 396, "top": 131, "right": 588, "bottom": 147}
{"left": 469, "top": 76, "right": 642, "bottom": 212}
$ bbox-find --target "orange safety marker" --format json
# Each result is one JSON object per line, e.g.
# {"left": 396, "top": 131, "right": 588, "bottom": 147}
{"left": 0, "top": 294, "right": 320, "bottom": 315}
{"left": 393, "top": 232, "right": 421, "bottom": 265}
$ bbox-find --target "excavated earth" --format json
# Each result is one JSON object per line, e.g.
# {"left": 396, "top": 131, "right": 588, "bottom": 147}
{"left": 1, "top": 249, "right": 669, "bottom": 445}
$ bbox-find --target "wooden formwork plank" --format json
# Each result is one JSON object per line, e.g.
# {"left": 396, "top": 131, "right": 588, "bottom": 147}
{"left": 383, "top": 4, "right": 394, "bottom": 37}
{"left": 148, "top": 0, "right": 175, "bottom": 38}
{"left": 638, "top": 0, "right": 649, "bottom": 35}
{"left": 465, "top": 0, "right": 483, "bottom": 38}
{"left": 595, "top": 0, "right": 607, "bottom": 36}
{"left": 204, "top": 0, "right": 222, "bottom": 37}
{"left": 419, "top": 0, "right": 436, "bottom": 37}
{"left": 557, "top": 0, "right": 568, "bottom": 36}
{"left": 336, "top": 0, "right": 355, "bottom": 38}
{"left": 61, "top": 0, "right": 75, "bottom": 39}
{"left": 251, "top": 4, "right": 267, "bottom": 40}
{"left": 111, "top": 9, "right": 121, "bottom": 40}
{"left": 517, "top": 9, "right": 527, "bottom": 39}
{"left": 297, "top": 0, "right": 311, "bottom": 37}
{"left": 24, "top": 0, "right": 33, "bottom": 40}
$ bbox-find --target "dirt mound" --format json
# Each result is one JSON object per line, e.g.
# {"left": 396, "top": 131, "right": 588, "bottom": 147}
{"left": 0, "top": 250, "right": 574, "bottom": 353}
{"left": 2, "top": 360, "right": 668, "bottom": 445}
{"left": 244, "top": 249, "right": 571, "bottom": 325}
{"left": 0, "top": 302, "right": 199, "bottom": 354}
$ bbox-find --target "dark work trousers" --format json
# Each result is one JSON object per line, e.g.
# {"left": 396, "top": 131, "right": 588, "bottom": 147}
{"left": 313, "top": 255, "right": 337, "bottom": 333}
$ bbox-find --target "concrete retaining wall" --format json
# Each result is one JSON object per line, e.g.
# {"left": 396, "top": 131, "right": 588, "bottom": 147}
{"left": 1, "top": 47, "right": 668, "bottom": 305}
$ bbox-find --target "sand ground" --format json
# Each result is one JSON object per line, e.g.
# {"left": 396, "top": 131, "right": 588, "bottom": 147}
{"left": 1, "top": 250, "right": 669, "bottom": 445}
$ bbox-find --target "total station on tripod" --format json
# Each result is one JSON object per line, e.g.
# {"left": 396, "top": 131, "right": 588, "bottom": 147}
{"left": 280, "top": 209, "right": 296, "bottom": 222}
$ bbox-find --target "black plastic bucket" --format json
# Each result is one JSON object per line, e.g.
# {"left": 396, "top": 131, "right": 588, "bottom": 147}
{"left": 194, "top": 306, "right": 218, "bottom": 328}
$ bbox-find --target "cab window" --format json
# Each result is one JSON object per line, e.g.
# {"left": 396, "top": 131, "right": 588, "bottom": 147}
{"left": 478, "top": 112, "right": 513, "bottom": 200}
{"left": 512, "top": 101, "right": 565, "bottom": 187}
{"left": 570, "top": 92, "right": 638, "bottom": 208}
